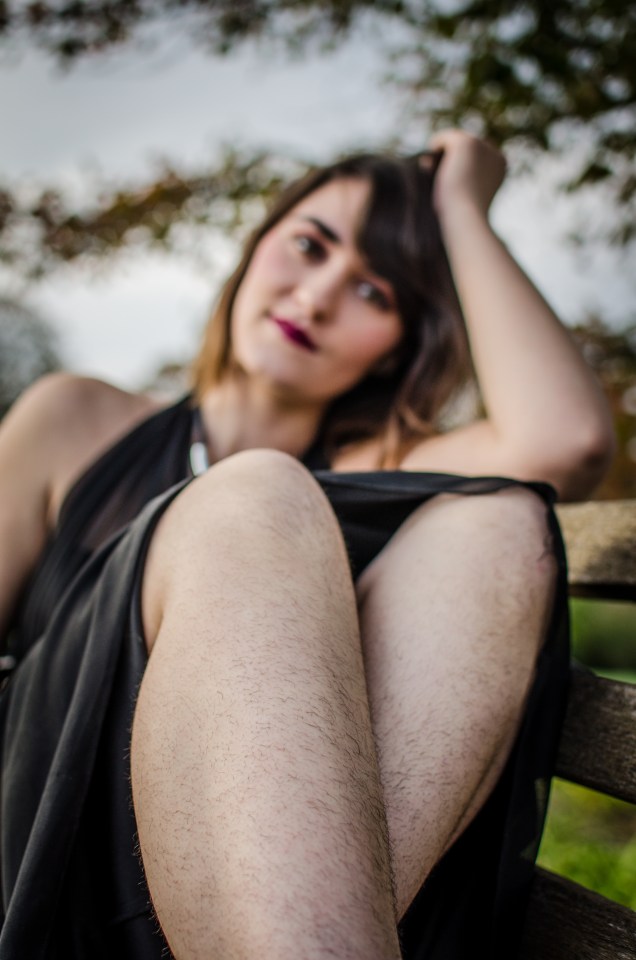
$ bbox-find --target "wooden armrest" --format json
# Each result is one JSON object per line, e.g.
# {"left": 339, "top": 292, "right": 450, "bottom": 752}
{"left": 520, "top": 867, "right": 636, "bottom": 960}
{"left": 557, "top": 501, "right": 636, "bottom": 600}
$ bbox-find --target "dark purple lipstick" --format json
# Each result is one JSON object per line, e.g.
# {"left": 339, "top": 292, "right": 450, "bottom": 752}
{"left": 271, "top": 316, "right": 317, "bottom": 351}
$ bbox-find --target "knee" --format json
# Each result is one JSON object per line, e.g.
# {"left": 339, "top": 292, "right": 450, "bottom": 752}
{"left": 181, "top": 447, "right": 336, "bottom": 542}
{"left": 369, "top": 486, "right": 556, "bottom": 596}
{"left": 141, "top": 449, "right": 351, "bottom": 650}
{"left": 445, "top": 487, "right": 557, "bottom": 598}
{"left": 144, "top": 449, "right": 346, "bottom": 602}
{"left": 472, "top": 486, "right": 555, "bottom": 579}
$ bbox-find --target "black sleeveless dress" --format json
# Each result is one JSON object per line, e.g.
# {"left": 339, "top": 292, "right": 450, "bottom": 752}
{"left": 0, "top": 395, "right": 569, "bottom": 959}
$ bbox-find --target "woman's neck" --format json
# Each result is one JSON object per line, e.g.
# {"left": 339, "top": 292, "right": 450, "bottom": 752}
{"left": 197, "top": 377, "right": 326, "bottom": 464}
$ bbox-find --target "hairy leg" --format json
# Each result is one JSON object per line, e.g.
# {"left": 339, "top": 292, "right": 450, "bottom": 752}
{"left": 356, "top": 488, "right": 557, "bottom": 917}
{"left": 131, "top": 450, "right": 401, "bottom": 960}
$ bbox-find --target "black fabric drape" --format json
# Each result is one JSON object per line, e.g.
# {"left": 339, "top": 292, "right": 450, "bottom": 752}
{"left": 0, "top": 396, "right": 569, "bottom": 959}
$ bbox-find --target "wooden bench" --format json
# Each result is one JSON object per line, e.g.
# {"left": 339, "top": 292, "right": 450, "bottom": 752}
{"left": 519, "top": 500, "right": 636, "bottom": 960}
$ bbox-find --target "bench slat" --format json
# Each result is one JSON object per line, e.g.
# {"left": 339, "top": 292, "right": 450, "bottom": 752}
{"left": 557, "top": 501, "right": 636, "bottom": 599}
{"left": 554, "top": 669, "right": 636, "bottom": 804}
{"left": 520, "top": 867, "right": 636, "bottom": 960}
{"left": 522, "top": 501, "right": 636, "bottom": 959}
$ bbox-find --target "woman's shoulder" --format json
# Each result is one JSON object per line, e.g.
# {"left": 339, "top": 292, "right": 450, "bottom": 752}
{"left": 12, "top": 372, "right": 161, "bottom": 455}
{"left": 5, "top": 373, "right": 164, "bottom": 527}
{"left": 33, "top": 370, "right": 156, "bottom": 413}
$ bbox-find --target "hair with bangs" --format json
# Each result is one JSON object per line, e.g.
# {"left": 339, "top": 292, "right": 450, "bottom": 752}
{"left": 191, "top": 152, "right": 470, "bottom": 467}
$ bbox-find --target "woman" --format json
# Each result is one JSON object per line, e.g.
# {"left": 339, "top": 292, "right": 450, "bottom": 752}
{"left": 0, "top": 130, "right": 614, "bottom": 959}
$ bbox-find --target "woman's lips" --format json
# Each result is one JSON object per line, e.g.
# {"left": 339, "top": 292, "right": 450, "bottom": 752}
{"left": 271, "top": 316, "right": 317, "bottom": 351}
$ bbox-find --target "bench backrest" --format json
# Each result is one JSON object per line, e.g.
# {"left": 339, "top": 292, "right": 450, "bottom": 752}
{"left": 519, "top": 500, "right": 636, "bottom": 960}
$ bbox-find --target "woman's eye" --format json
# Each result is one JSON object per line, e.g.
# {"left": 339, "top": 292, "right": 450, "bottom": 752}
{"left": 357, "top": 280, "right": 391, "bottom": 311}
{"left": 294, "top": 234, "right": 324, "bottom": 260}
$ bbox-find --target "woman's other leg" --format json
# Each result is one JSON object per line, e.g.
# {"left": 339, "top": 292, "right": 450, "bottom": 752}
{"left": 131, "top": 450, "right": 400, "bottom": 960}
{"left": 356, "top": 488, "right": 557, "bottom": 918}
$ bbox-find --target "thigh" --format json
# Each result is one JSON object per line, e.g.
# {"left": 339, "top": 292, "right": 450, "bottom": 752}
{"left": 130, "top": 449, "right": 401, "bottom": 958}
{"left": 140, "top": 447, "right": 357, "bottom": 653}
{"left": 355, "top": 487, "right": 557, "bottom": 917}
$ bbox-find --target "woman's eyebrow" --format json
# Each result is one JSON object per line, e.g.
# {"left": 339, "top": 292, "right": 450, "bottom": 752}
{"left": 298, "top": 216, "right": 341, "bottom": 244}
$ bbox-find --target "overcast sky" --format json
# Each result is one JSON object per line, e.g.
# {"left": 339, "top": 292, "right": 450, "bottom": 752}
{"left": 2, "top": 23, "right": 634, "bottom": 389}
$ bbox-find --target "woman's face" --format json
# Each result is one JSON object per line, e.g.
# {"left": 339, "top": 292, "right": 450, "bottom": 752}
{"left": 229, "top": 177, "right": 403, "bottom": 404}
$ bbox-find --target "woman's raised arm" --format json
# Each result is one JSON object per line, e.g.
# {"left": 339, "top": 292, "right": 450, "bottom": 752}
{"left": 401, "top": 130, "right": 615, "bottom": 500}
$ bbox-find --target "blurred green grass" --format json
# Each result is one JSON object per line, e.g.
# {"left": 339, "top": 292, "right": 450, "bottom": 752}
{"left": 570, "top": 598, "right": 636, "bottom": 672}
{"left": 536, "top": 597, "right": 636, "bottom": 905}
{"left": 538, "top": 780, "right": 636, "bottom": 909}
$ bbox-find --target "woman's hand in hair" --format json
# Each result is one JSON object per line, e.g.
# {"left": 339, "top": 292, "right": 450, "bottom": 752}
{"left": 407, "top": 130, "right": 615, "bottom": 500}
{"left": 426, "top": 129, "right": 507, "bottom": 223}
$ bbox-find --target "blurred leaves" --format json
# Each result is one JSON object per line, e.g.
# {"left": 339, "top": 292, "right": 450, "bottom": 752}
{"left": 391, "top": 0, "right": 636, "bottom": 244}
{"left": 0, "top": 148, "right": 302, "bottom": 281}
{"left": 0, "top": 1, "right": 634, "bottom": 249}
{"left": 0, "top": 0, "right": 636, "bottom": 266}
{"left": 572, "top": 317, "right": 636, "bottom": 500}
{"left": 0, "top": 0, "right": 406, "bottom": 60}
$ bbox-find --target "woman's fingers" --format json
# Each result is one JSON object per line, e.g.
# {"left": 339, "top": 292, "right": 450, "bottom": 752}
{"left": 424, "top": 129, "right": 507, "bottom": 219}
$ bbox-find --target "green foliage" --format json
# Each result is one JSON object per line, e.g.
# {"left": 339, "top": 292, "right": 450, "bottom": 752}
{"left": 573, "top": 318, "right": 636, "bottom": 383}
{"left": 0, "top": 0, "right": 405, "bottom": 61}
{"left": 546, "top": 590, "right": 636, "bottom": 908}
{"left": 400, "top": 0, "right": 635, "bottom": 144}
{"left": 393, "top": 1, "right": 636, "bottom": 243}
{"left": 0, "top": 148, "right": 302, "bottom": 281}
{"left": 1, "top": 1, "right": 634, "bottom": 246}
{"left": 571, "top": 599, "right": 636, "bottom": 670}
{"left": 538, "top": 779, "right": 636, "bottom": 909}
{"left": 572, "top": 317, "right": 636, "bottom": 500}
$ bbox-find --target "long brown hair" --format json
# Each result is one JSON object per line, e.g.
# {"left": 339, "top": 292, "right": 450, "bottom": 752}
{"left": 191, "top": 152, "right": 470, "bottom": 466}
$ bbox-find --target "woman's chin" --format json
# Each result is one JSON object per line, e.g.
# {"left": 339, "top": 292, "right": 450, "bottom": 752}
{"left": 232, "top": 353, "right": 312, "bottom": 397}
{"left": 230, "top": 347, "right": 357, "bottom": 405}
{"left": 236, "top": 364, "right": 319, "bottom": 402}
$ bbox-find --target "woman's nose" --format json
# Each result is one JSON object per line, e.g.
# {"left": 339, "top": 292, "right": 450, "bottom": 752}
{"left": 293, "top": 266, "right": 342, "bottom": 320}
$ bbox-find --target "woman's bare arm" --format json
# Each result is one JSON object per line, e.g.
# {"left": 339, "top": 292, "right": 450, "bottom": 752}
{"left": 0, "top": 379, "right": 53, "bottom": 639}
{"left": 401, "top": 130, "right": 615, "bottom": 500}
{"left": 0, "top": 373, "right": 157, "bottom": 638}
